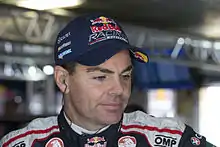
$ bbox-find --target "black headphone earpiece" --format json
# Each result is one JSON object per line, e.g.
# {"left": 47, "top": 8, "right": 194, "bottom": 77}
{"left": 62, "top": 74, "right": 67, "bottom": 85}
{"left": 63, "top": 79, "right": 66, "bottom": 84}
{"left": 63, "top": 79, "right": 67, "bottom": 87}
{"left": 63, "top": 80, "right": 67, "bottom": 93}
{"left": 62, "top": 75, "right": 68, "bottom": 92}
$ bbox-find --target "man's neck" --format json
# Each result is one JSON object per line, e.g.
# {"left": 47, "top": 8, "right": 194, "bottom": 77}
{"left": 63, "top": 105, "right": 107, "bottom": 132}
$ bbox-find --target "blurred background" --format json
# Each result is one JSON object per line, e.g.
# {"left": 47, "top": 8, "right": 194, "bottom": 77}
{"left": 0, "top": 0, "right": 219, "bottom": 146}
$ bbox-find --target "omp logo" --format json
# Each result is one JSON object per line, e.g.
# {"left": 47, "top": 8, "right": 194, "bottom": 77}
{"left": 154, "top": 135, "right": 177, "bottom": 147}
{"left": 12, "top": 141, "right": 26, "bottom": 147}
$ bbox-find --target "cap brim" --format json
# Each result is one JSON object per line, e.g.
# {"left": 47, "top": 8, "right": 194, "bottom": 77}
{"left": 76, "top": 40, "right": 134, "bottom": 66}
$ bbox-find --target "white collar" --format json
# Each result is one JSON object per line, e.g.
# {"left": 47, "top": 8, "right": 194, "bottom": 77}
{"left": 63, "top": 112, "right": 110, "bottom": 135}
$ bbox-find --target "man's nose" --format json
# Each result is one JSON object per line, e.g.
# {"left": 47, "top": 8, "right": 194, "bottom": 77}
{"left": 109, "top": 78, "right": 124, "bottom": 96}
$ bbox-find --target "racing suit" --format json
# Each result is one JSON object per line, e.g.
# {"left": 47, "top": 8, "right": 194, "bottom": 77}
{"left": 0, "top": 110, "right": 215, "bottom": 147}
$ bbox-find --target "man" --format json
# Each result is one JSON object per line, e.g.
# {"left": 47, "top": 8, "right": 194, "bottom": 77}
{"left": 0, "top": 14, "right": 215, "bottom": 147}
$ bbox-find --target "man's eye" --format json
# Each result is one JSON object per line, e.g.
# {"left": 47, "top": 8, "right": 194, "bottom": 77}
{"left": 122, "top": 74, "right": 131, "bottom": 80}
{"left": 93, "top": 76, "right": 106, "bottom": 81}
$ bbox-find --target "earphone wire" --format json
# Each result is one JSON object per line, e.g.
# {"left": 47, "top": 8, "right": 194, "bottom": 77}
{"left": 62, "top": 82, "right": 67, "bottom": 106}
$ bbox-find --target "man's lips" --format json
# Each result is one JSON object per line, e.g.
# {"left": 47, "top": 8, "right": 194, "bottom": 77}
{"left": 101, "top": 103, "right": 122, "bottom": 109}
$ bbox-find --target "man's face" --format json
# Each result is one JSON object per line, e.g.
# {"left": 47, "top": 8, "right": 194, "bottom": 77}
{"left": 67, "top": 50, "right": 132, "bottom": 126}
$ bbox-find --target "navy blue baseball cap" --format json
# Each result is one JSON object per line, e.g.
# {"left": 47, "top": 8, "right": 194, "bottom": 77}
{"left": 54, "top": 14, "right": 148, "bottom": 66}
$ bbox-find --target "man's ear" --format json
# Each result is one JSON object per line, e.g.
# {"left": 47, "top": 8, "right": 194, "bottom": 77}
{"left": 54, "top": 66, "right": 70, "bottom": 94}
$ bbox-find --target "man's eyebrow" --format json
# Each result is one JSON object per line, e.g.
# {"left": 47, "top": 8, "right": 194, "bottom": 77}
{"left": 121, "top": 65, "right": 133, "bottom": 74}
{"left": 86, "top": 67, "right": 114, "bottom": 74}
{"left": 86, "top": 65, "right": 133, "bottom": 74}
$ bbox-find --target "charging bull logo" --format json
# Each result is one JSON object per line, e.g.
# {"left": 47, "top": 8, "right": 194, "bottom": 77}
{"left": 133, "top": 51, "right": 149, "bottom": 63}
{"left": 90, "top": 16, "right": 115, "bottom": 25}
{"left": 84, "top": 136, "right": 107, "bottom": 147}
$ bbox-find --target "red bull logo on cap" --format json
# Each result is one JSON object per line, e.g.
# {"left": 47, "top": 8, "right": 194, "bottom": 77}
{"left": 90, "top": 16, "right": 121, "bottom": 33}
{"left": 90, "top": 16, "right": 115, "bottom": 25}
{"left": 90, "top": 24, "right": 121, "bottom": 33}
{"left": 134, "top": 51, "right": 149, "bottom": 63}
{"left": 88, "top": 16, "right": 128, "bottom": 45}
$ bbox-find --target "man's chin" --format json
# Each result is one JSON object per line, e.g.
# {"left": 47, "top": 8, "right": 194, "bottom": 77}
{"left": 97, "top": 107, "right": 124, "bottom": 124}
{"left": 100, "top": 114, "right": 122, "bottom": 125}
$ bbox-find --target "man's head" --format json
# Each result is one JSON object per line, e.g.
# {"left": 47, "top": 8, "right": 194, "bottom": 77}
{"left": 54, "top": 14, "right": 148, "bottom": 130}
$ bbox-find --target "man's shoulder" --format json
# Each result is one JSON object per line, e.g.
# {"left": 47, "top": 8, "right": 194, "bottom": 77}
{"left": 122, "top": 111, "right": 208, "bottom": 147}
{"left": 122, "top": 111, "right": 186, "bottom": 132}
{"left": 121, "top": 111, "right": 186, "bottom": 146}
{"left": 1, "top": 116, "right": 59, "bottom": 147}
